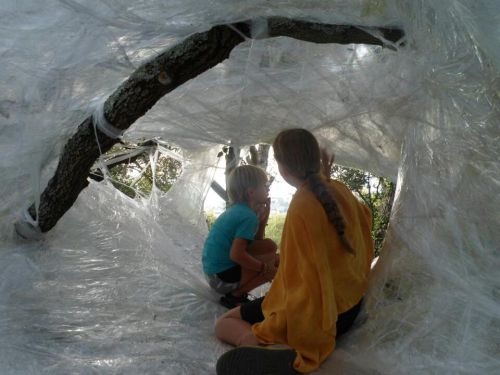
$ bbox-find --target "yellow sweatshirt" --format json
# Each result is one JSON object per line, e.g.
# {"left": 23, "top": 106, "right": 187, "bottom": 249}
{"left": 252, "top": 180, "right": 374, "bottom": 373}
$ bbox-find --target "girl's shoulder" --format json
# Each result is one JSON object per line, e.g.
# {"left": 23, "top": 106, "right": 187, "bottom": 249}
{"left": 329, "top": 179, "right": 358, "bottom": 200}
{"left": 329, "top": 179, "right": 371, "bottom": 216}
{"left": 288, "top": 187, "right": 321, "bottom": 214}
{"left": 328, "top": 178, "right": 350, "bottom": 192}
{"left": 293, "top": 179, "right": 347, "bottom": 201}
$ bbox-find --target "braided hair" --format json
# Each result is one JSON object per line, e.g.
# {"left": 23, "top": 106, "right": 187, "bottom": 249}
{"left": 273, "top": 129, "right": 355, "bottom": 254}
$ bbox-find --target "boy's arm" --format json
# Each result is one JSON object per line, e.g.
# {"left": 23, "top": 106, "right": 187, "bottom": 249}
{"left": 230, "top": 238, "right": 264, "bottom": 272}
{"left": 255, "top": 223, "right": 266, "bottom": 241}
{"left": 255, "top": 197, "right": 271, "bottom": 240}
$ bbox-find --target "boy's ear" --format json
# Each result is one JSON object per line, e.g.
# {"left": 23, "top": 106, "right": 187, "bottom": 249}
{"left": 246, "top": 187, "right": 256, "bottom": 198}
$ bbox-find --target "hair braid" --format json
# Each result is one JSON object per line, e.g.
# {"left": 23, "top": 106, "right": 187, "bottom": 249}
{"left": 306, "top": 172, "right": 355, "bottom": 255}
{"left": 273, "top": 128, "right": 355, "bottom": 255}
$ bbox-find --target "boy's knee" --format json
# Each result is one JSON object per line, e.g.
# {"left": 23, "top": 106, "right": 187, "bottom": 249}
{"left": 262, "top": 238, "right": 278, "bottom": 252}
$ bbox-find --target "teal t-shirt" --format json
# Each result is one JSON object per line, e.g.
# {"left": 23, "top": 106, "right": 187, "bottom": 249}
{"left": 202, "top": 203, "right": 259, "bottom": 275}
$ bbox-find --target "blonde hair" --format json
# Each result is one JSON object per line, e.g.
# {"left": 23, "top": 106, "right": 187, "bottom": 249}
{"left": 273, "top": 128, "right": 355, "bottom": 254}
{"left": 227, "top": 165, "right": 268, "bottom": 205}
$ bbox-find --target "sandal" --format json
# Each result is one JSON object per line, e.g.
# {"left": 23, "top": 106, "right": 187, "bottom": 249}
{"left": 216, "top": 346, "right": 298, "bottom": 375}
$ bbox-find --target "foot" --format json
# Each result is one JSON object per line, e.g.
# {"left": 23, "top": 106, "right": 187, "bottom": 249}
{"left": 219, "top": 293, "right": 251, "bottom": 309}
{"left": 216, "top": 346, "right": 298, "bottom": 375}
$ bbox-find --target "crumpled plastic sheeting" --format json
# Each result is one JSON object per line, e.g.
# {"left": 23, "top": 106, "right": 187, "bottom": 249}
{"left": 1, "top": 182, "right": 227, "bottom": 374}
{"left": 1, "top": 1, "right": 499, "bottom": 374}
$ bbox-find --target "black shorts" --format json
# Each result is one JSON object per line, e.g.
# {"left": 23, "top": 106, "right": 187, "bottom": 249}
{"left": 240, "top": 296, "right": 363, "bottom": 337}
{"left": 216, "top": 265, "right": 241, "bottom": 283}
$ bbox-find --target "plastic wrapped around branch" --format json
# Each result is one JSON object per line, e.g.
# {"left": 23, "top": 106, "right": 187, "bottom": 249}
{"left": 19, "top": 17, "right": 403, "bottom": 233}
{"left": 0, "top": 1, "right": 499, "bottom": 374}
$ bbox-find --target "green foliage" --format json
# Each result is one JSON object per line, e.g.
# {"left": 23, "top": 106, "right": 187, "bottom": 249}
{"left": 205, "top": 211, "right": 217, "bottom": 230}
{"left": 205, "top": 211, "right": 285, "bottom": 246}
{"left": 265, "top": 213, "right": 286, "bottom": 246}
{"left": 331, "top": 165, "right": 395, "bottom": 255}
{"left": 105, "top": 144, "right": 182, "bottom": 198}
{"left": 106, "top": 162, "right": 137, "bottom": 198}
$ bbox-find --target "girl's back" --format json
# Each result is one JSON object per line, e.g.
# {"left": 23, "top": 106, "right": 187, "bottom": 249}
{"left": 252, "top": 178, "right": 374, "bottom": 372}
{"left": 215, "top": 129, "right": 376, "bottom": 375}
{"left": 286, "top": 179, "right": 374, "bottom": 313}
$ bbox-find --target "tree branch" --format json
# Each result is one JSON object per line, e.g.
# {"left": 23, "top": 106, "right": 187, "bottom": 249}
{"left": 210, "top": 180, "right": 229, "bottom": 203}
{"left": 267, "top": 17, "right": 403, "bottom": 47}
{"left": 355, "top": 188, "right": 373, "bottom": 210}
{"left": 21, "top": 18, "right": 404, "bottom": 233}
{"left": 247, "top": 145, "right": 259, "bottom": 166}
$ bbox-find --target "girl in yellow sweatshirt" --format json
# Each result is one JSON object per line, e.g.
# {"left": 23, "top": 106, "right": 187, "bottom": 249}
{"left": 215, "top": 129, "right": 374, "bottom": 374}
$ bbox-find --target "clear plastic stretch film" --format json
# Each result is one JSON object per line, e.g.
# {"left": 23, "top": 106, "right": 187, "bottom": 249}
{"left": 1, "top": 1, "right": 499, "bottom": 374}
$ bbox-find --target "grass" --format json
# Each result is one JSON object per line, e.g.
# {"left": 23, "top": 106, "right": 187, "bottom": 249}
{"left": 265, "top": 213, "right": 286, "bottom": 245}
{"left": 205, "top": 211, "right": 286, "bottom": 246}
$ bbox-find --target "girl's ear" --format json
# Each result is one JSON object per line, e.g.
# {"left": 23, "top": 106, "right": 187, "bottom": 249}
{"left": 277, "top": 162, "right": 290, "bottom": 178}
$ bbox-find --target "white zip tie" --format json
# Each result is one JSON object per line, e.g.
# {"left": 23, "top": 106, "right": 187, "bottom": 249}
{"left": 14, "top": 208, "right": 42, "bottom": 240}
{"left": 93, "top": 103, "right": 125, "bottom": 139}
{"left": 23, "top": 208, "right": 38, "bottom": 227}
{"left": 226, "top": 23, "right": 251, "bottom": 41}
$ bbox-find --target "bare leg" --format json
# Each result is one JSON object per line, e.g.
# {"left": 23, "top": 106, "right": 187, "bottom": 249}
{"left": 215, "top": 306, "right": 259, "bottom": 346}
{"left": 230, "top": 254, "right": 272, "bottom": 297}
{"left": 250, "top": 239, "right": 279, "bottom": 267}
{"left": 215, "top": 303, "right": 291, "bottom": 349}
{"left": 231, "top": 239, "right": 278, "bottom": 297}
{"left": 247, "top": 239, "right": 277, "bottom": 257}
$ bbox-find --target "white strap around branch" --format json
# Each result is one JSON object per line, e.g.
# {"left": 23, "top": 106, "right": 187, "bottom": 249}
{"left": 14, "top": 208, "right": 42, "bottom": 240}
{"left": 93, "top": 103, "right": 125, "bottom": 139}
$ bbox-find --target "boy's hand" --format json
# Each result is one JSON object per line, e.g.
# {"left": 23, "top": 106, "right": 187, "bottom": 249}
{"left": 262, "top": 262, "right": 278, "bottom": 282}
{"left": 257, "top": 197, "right": 271, "bottom": 226}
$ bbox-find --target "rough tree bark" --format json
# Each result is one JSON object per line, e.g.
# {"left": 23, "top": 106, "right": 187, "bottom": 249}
{"left": 213, "top": 143, "right": 271, "bottom": 207}
{"left": 22, "top": 17, "right": 403, "bottom": 233}
{"left": 224, "top": 146, "right": 241, "bottom": 208}
{"left": 26, "top": 23, "right": 249, "bottom": 232}
{"left": 247, "top": 144, "right": 271, "bottom": 171}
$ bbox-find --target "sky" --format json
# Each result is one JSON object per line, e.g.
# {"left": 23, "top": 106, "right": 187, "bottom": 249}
{"left": 203, "top": 153, "right": 296, "bottom": 214}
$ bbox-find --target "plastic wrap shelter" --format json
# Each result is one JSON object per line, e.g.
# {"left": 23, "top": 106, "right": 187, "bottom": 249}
{"left": 1, "top": 1, "right": 499, "bottom": 374}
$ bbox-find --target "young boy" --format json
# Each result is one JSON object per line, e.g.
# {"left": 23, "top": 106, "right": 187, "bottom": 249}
{"left": 203, "top": 165, "right": 278, "bottom": 309}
